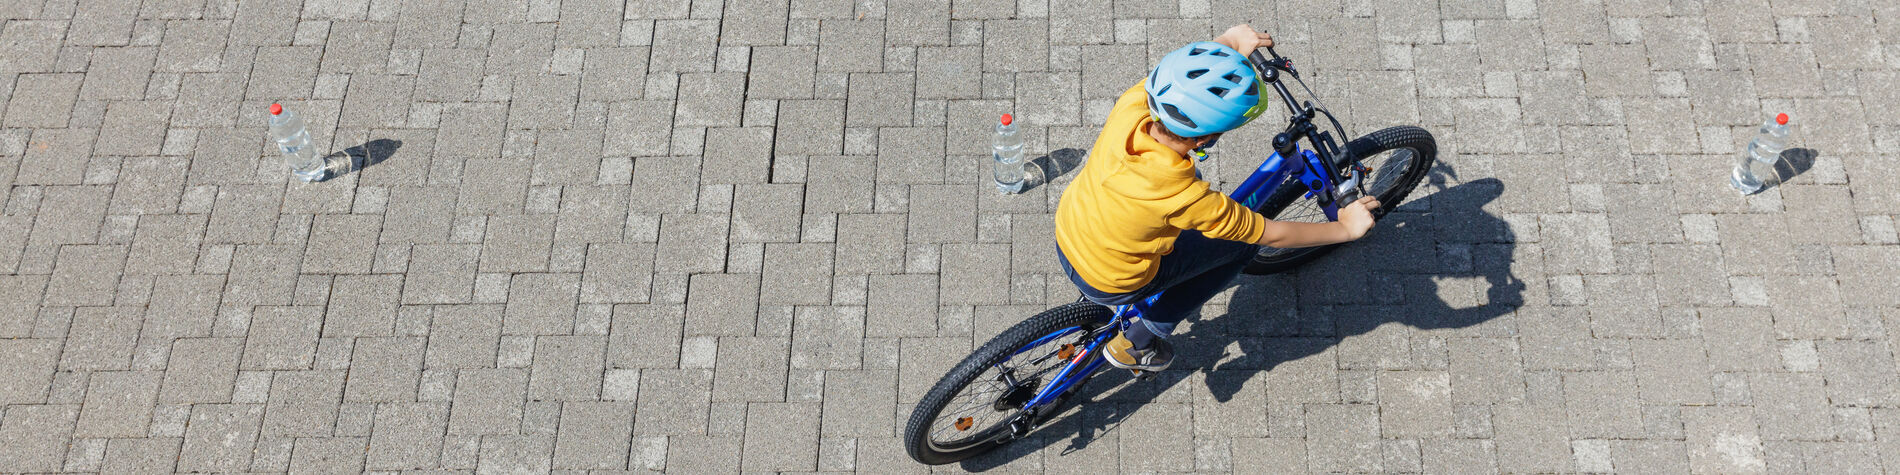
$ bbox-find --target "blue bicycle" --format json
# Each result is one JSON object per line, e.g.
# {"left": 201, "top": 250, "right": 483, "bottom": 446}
{"left": 903, "top": 48, "right": 1438, "bottom": 465}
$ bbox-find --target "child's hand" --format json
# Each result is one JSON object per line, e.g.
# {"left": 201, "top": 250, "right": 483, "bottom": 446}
{"left": 1338, "top": 196, "right": 1381, "bottom": 240}
{"left": 1217, "top": 24, "right": 1275, "bottom": 55}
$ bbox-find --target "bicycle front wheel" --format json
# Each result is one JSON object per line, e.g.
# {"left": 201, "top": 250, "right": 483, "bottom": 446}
{"left": 902, "top": 302, "right": 1113, "bottom": 465}
{"left": 1245, "top": 125, "right": 1437, "bottom": 274}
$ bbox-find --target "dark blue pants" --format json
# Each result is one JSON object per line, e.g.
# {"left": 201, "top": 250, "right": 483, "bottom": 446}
{"left": 1057, "top": 230, "right": 1260, "bottom": 338}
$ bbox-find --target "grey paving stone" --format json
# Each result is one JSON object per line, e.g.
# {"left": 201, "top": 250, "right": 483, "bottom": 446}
{"left": 867, "top": 274, "right": 938, "bottom": 337}
{"left": 422, "top": 305, "right": 501, "bottom": 369}
{"left": 750, "top": 46, "right": 817, "bottom": 99}
{"left": 508, "top": 74, "right": 580, "bottom": 128}
{"left": 0, "top": 404, "right": 78, "bottom": 472}
{"left": 178, "top": 404, "right": 263, "bottom": 472}
{"left": 626, "top": 156, "right": 699, "bottom": 213}
{"left": 345, "top": 337, "right": 425, "bottom": 403}
{"left": 1562, "top": 371, "right": 1643, "bottom": 439}
{"left": 30, "top": 185, "right": 111, "bottom": 247}
{"left": 0, "top": 20, "right": 63, "bottom": 73}
{"left": 673, "top": 72, "right": 746, "bottom": 126}
{"left": 110, "top": 157, "right": 189, "bottom": 216}
{"left": 1683, "top": 406, "right": 1766, "bottom": 473}
{"left": 941, "top": 243, "right": 1010, "bottom": 305}
{"left": 0, "top": 276, "right": 46, "bottom": 337}
{"left": 288, "top": 437, "right": 368, "bottom": 474}
{"left": 711, "top": 336, "right": 789, "bottom": 402}
{"left": 761, "top": 243, "right": 833, "bottom": 304}
{"left": 789, "top": 306, "right": 863, "bottom": 369}
{"left": 528, "top": 335, "right": 604, "bottom": 400}
{"left": 699, "top": 126, "right": 774, "bottom": 184}
{"left": 503, "top": 272, "right": 580, "bottom": 335}
{"left": 74, "top": 370, "right": 161, "bottom": 438}
{"left": 552, "top": 401, "right": 634, "bottom": 469}
{"left": 399, "top": 245, "right": 477, "bottom": 305}
{"left": 485, "top": 24, "right": 556, "bottom": 74}
{"left": 205, "top": 184, "right": 286, "bottom": 244}
{"left": 817, "top": 18, "right": 883, "bottom": 72}
{"left": 473, "top": 433, "right": 549, "bottom": 473}
{"left": 159, "top": 338, "right": 242, "bottom": 404}
{"left": 819, "top": 369, "right": 896, "bottom": 437}
{"left": 635, "top": 369, "right": 713, "bottom": 434}
{"left": 775, "top": 101, "right": 848, "bottom": 157}
{"left": 60, "top": 306, "right": 139, "bottom": 371}
{"left": 655, "top": 213, "right": 729, "bottom": 273}
{"left": 581, "top": 243, "right": 654, "bottom": 303}
{"left": 607, "top": 304, "right": 684, "bottom": 369}
{"left": 555, "top": 185, "right": 626, "bottom": 242}
{"left": 242, "top": 306, "right": 323, "bottom": 370}
{"left": 1818, "top": 340, "right": 1900, "bottom": 408}
{"left": 480, "top": 214, "right": 553, "bottom": 273}
{"left": 731, "top": 183, "right": 804, "bottom": 242}
{"left": 444, "top": 369, "right": 524, "bottom": 436}
{"left": 365, "top": 402, "right": 448, "bottom": 469}
{"left": 45, "top": 244, "right": 127, "bottom": 307}
{"left": 261, "top": 370, "right": 344, "bottom": 437}
{"left": 877, "top": 0, "right": 948, "bottom": 45}
{"left": 102, "top": 437, "right": 182, "bottom": 474}
{"left": 15, "top": 128, "right": 95, "bottom": 186}
{"left": 845, "top": 73, "right": 914, "bottom": 126}
{"left": 719, "top": 0, "right": 789, "bottom": 46}
{"left": 741, "top": 402, "right": 820, "bottom": 471}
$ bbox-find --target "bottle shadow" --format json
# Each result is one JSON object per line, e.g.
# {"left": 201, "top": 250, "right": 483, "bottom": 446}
{"left": 318, "top": 138, "right": 404, "bottom": 180}
{"left": 1752, "top": 147, "right": 1820, "bottom": 193}
{"left": 1016, "top": 148, "right": 1088, "bottom": 192}
{"left": 959, "top": 173, "right": 1520, "bottom": 471}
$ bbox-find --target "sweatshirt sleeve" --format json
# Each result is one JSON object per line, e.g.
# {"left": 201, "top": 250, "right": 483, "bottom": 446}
{"left": 1165, "top": 182, "right": 1268, "bottom": 243}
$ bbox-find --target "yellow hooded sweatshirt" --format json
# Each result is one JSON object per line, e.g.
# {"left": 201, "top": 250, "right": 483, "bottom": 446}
{"left": 1054, "top": 82, "right": 1267, "bottom": 294}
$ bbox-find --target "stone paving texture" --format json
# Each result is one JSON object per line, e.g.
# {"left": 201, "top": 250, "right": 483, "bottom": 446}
{"left": 1, "top": 0, "right": 1898, "bottom": 473}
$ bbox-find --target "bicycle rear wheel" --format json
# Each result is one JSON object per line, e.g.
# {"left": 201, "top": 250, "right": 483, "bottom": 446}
{"left": 1244, "top": 125, "right": 1437, "bottom": 274}
{"left": 902, "top": 302, "right": 1113, "bottom": 465}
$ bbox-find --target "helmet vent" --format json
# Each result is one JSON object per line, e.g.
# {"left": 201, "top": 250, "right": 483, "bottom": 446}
{"left": 1160, "top": 103, "right": 1198, "bottom": 129}
{"left": 1207, "top": 87, "right": 1229, "bottom": 96}
{"left": 1185, "top": 69, "right": 1208, "bottom": 79}
{"left": 1223, "top": 72, "right": 1242, "bottom": 82}
{"left": 1156, "top": 84, "right": 1171, "bottom": 95}
{"left": 1189, "top": 47, "right": 1207, "bottom": 55}
{"left": 1209, "top": 50, "right": 1229, "bottom": 57}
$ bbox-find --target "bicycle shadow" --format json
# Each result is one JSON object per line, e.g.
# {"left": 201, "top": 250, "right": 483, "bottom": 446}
{"left": 960, "top": 171, "right": 1521, "bottom": 471}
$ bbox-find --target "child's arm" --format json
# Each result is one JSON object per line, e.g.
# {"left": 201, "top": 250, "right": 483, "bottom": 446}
{"left": 1213, "top": 24, "right": 1275, "bottom": 55}
{"left": 1253, "top": 197, "right": 1381, "bottom": 248}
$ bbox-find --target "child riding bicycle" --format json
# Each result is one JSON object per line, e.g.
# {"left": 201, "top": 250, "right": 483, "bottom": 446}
{"left": 1054, "top": 25, "right": 1382, "bottom": 372}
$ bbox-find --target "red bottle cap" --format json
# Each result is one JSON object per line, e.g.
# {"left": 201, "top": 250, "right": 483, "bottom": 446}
{"left": 1775, "top": 113, "right": 1788, "bottom": 125}
{"left": 1000, "top": 114, "right": 1013, "bottom": 126}
{"left": 270, "top": 103, "right": 283, "bottom": 115}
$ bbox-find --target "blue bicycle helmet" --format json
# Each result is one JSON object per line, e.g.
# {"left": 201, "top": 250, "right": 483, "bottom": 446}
{"left": 1145, "top": 41, "right": 1267, "bottom": 138}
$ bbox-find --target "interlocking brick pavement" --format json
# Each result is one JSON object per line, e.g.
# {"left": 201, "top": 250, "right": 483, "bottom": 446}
{"left": 1, "top": 0, "right": 1899, "bottom": 472}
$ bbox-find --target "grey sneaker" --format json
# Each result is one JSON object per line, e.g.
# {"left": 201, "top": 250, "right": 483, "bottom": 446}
{"left": 1103, "top": 332, "right": 1173, "bottom": 372}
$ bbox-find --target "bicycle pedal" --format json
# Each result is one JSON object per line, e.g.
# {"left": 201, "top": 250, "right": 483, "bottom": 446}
{"left": 1132, "top": 369, "right": 1156, "bottom": 381}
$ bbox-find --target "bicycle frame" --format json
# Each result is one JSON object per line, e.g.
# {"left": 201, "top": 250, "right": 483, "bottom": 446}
{"left": 1007, "top": 48, "right": 1355, "bottom": 428}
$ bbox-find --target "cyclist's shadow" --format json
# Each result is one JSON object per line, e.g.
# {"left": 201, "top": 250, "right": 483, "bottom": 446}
{"left": 962, "top": 173, "right": 1521, "bottom": 470}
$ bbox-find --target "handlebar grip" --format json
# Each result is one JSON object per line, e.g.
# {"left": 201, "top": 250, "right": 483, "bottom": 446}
{"left": 1248, "top": 50, "right": 1269, "bottom": 70}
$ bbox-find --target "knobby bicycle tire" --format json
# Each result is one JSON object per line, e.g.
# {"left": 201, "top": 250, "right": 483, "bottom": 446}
{"left": 1244, "top": 125, "right": 1438, "bottom": 274}
{"left": 902, "top": 301, "right": 1114, "bottom": 465}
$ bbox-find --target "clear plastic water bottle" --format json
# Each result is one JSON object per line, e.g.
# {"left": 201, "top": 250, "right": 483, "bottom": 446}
{"left": 1730, "top": 113, "right": 1790, "bottom": 194}
{"left": 269, "top": 103, "right": 328, "bottom": 183}
{"left": 992, "top": 114, "right": 1025, "bottom": 193}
